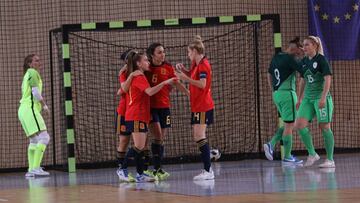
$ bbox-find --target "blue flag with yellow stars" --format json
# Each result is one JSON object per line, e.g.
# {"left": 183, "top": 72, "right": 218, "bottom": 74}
{"left": 308, "top": 0, "right": 360, "bottom": 60}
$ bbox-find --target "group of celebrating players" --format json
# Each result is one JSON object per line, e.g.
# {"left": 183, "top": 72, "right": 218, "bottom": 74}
{"left": 114, "top": 36, "right": 215, "bottom": 183}
{"left": 17, "top": 34, "right": 335, "bottom": 181}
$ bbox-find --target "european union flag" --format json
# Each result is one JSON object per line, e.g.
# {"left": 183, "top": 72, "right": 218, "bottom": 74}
{"left": 308, "top": 0, "right": 360, "bottom": 60}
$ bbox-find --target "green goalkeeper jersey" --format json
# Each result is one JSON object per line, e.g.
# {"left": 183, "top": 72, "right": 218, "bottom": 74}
{"left": 268, "top": 52, "right": 301, "bottom": 91}
{"left": 300, "top": 54, "right": 332, "bottom": 100}
{"left": 20, "top": 68, "right": 43, "bottom": 111}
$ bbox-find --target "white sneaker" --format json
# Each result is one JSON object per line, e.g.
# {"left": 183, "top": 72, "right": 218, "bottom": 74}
{"left": 318, "top": 159, "right": 335, "bottom": 168}
{"left": 31, "top": 167, "right": 50, "bottom": 176}
{"left": 304, "top": 154, "right": 320, "bottom": 167}
{"left": 25, "top": 171, "right": 35, "bottom": 178}
{"left": 135, "top": 173, "right": 156, "bottom": 183}
{"left": 116, "top": 168, "right": 129, "bottom": 182}
{"left": 193, "top": 168, "right": 215, "bottom": 180}
{"left": 263, "top": 143, "right": 274, "bottom": 161}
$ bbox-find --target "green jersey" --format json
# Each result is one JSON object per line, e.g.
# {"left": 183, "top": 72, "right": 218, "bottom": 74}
{"left": 268, "top": 52, "right": 301, "bottom": 91}
{"left": 300, "top": 54, "right": 332, "bottom": 100}
{"left": 20, "top": 68, "right": 43, "bottom": 111}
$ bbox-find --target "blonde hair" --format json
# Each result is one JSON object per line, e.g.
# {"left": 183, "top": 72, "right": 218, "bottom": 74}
{"left": 306, "top": 36, "right": 324, "bottom": 55}
{"left": 188, "top": 35, "right": 205, "bottom": 54}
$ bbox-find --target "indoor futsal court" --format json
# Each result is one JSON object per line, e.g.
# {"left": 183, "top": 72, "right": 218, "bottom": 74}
{"left": 1, "top": 0, "right": 360, "bottom": 202}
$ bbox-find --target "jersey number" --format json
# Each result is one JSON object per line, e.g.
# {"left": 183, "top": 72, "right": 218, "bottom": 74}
{"left": 307, "top": 75, "right": 314, "bottom": 83}
{"left": 152, "top": 74, "right": 158, "bottom": 83}
{"left": 274, "top": 68, "right": 280, "bottom": 86}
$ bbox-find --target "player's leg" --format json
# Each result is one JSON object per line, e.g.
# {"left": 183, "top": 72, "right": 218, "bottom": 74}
{"left": 129, "top": 121, "right": 155, "bottom": 183}
{"left": 192, "top": 110, "right": 214, "bottom": 180}
{"left": 264, "top": 91, "right": 286, "bottom": 161}
{"left": 18, "top": 106, "right": 38, "bottom": 177}
{"left": 295, "top": 99, "right": 319, "bottom": 166}
{"left": 150, "top": 108, "right": 170, "bottom": 180}
{"left": 19, "top": 106, "right": 49, "bottom": 176}
{"left": 32, "top": 130, "right": 50, "bottom": 175}
{"left": 315, "top": 96, "right": 335, "bottom": 168}
{"left": 278, "top": 91, "right": 302, "bottom": 164}
{"left": 116, "top": 115, "right": 134, "bottom": 181}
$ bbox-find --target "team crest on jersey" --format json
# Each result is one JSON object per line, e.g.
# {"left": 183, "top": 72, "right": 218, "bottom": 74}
{"left": 161, "top": 68, "right": 167, "bottom": 75}
{"left": 313, "top": 62, "right": 318, "bottom": 69}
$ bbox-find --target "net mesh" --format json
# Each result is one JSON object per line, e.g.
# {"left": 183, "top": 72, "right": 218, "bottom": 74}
{"left": 58, "top": 21, "right": 272, "bottom": 164}
{"left": 1, "top": 0, "right": 360, "bottom": 170}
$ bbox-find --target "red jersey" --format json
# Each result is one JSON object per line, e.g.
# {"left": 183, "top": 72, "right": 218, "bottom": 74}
{"left": 189, "top": 57, "right": 214, "bottom": 112}
{"left": 146, "top": 62, "right": 176, "bottom": 108}
{"left": 117, "top": 71, "right": 127, "bottom": 116}
{"left": 125, "top": 75, "right": 151, "bottom": 123}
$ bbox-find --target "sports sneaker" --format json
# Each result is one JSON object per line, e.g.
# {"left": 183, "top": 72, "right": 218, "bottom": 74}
{"left": 143, "top": 169, "right": 156, "bottom": 178}
{"left": 31, "top": 167, "right": 50, "bottom": 176}
{"left": 25, "top": 171, "right": 35, "bottom": 178}
{"left": 128, "top": 173, "right": 136, "bottom": 182}
{"left": 304, "top": 154, "right": 320, "bottom": 167}
{"left": 135, "top": 173, "right": 156, "bottom": 183}
{"left": 282, "top": 155, "right": 303, "bottom": 165}
{"left": 318, "top": 159, "right": 335, "bottom": 168}
{"left": 193, "top": 168, "right": 215, "bottom": 180}
{"left": 263, "top": 143, "right": 274, "bottom": 161}
{"left": 116, "top": 168, "right": 130, "bottom": 182}
{"left": 154, "top": 168, "right": 170, "bottom": 181}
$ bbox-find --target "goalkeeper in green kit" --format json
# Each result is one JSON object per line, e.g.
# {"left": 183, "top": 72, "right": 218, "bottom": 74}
{"left": 264, "top": 37, "right": 304, "bottom": 164}
{"left": 18, "top": 54, "right": 51, "bottom": 177}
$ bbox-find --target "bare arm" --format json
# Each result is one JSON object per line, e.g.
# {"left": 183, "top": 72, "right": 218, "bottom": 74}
{"left": 121, "top": 70, "right": 142, "bottom": 93}
{"left": 175, "top": 71, "right": 206, "bottom": 89}
{"left": 174, "top": 81, "right": 190, "bottom": 96}
{"left": 297, "top": 78, "right": 305, "bottom": 101}
{"left": 318, "top": 75, "right": 331, "bottom": 108}
{"left": 145, "top": 78, "right": 176, "bottom": 96}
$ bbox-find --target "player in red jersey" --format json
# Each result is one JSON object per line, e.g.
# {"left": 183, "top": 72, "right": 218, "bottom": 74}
{"left": 115, "top": 50, "right": 143, "bottom": 182}
{"left": 175, "top": 36, "right": 215, "bottom": 180}
{"left": 145, "top": 43, "right": 189, "bottom": 180}
{"left": 120, "top": 52, "right": 177, "bottom": 183}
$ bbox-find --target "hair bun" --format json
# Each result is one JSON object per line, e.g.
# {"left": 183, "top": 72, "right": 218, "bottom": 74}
{"left": 194, "top": 35, "right": 202, "bottom": 41}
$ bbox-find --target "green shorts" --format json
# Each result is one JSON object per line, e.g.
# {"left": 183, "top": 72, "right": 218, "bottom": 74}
{"left": 18, "top": 104, "right": 47, "bottom": 137}
{"left": 297, "top": 95, "right": 334, "bottom": 123}
{"left": 273, "top": 90, "right": 297, "bottom": 123}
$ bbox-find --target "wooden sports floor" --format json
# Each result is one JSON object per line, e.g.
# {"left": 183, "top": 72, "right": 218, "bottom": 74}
{"left": 1, "top": 153, "right": 360, "bottom": 203}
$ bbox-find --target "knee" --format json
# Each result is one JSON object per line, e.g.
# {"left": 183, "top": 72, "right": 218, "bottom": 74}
{"left": 294, "top": 120, "right": 306, "bottom": 131}
{"left": 37, "top": 131, "right": 50, "bottom": 145}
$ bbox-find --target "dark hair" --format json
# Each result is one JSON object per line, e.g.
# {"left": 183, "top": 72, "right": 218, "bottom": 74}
{"left": 120, "top": 49, "right": 133, "bottom": 61}
{"left": 23, "top": 54, "right": 36, "bottom": 74}
{"left": 146, "top": 42, "right": 162, "bottom": 61}
{"left": 289, "top": 37, "right": 302, "bottom": 48}
{"left": 126, "top": 52, "right": 146, "bottom": 77}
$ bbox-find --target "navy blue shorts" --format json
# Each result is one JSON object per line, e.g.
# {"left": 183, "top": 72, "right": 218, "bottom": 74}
{"left": 126, "top": 120, "right": 148, "bottom": 133}
{"left": 191, "top": 109, "right": 214, "bottom": 125}
{"left": 115, "top": 112, "right": 131, "bottom": 136}
{"left": 150, "top": 108, "right": 171, "bottom": 129}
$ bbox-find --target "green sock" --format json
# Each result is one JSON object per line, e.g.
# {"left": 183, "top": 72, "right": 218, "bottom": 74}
{"left": 322, "top": 128, "right": 334, "bottom": 161}
{"left": 270, "top": 127, "right": 284, "bottom": 148}
{"left": 282, "top": 135, "right": 293, "bottom": 159}
{"left": 33, "top": 143, "right": 47, "bottom": 169}
{"left": 27, "top": 143, "right": 37, "bottom": 171}
{"left": 298, "top": 127, "right": 316, "bottom": 156}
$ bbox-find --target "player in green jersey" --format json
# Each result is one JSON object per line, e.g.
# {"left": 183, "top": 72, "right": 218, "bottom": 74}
{"left": 264, "top": 37, "right": 304, "bottom": 164}
{"left": 18, "top": 54, "right": 51, "bottom": 177}
{"left": 295, "top": 36, "right": 335, "bottom": 168}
